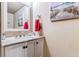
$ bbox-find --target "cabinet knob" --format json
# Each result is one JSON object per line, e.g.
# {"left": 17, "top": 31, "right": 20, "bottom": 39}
{"left": 25, "top": 46, "right": 28, "bottom": 48}
{"left": 23, "top": 46, "right": 28, "bottom": 49}
{"left": 23, "top": 46, "right": 26, "bottom": 49}
{"left": 36, "top": 42, "right": 38, "bottom": 44}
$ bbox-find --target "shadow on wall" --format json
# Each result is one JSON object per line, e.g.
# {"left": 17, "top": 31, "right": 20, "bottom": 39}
{"left": 44, "top": 37, "right": 50, "bottom": 57}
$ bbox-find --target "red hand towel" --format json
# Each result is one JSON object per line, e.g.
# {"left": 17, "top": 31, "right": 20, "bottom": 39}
{"left": 24, "top": 22, "right": 28, "bottom": 29}
{"left": 35, "top": 19, "right": 40, "bottom": 31}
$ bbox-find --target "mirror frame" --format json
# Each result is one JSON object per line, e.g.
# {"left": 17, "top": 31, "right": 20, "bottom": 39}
{"left": 1, "top": 2, "right": 33, "bottom": 33}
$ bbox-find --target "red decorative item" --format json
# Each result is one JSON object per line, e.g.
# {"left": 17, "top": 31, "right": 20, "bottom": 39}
{"left": 24, "top": 22, "right": 28, "bottom": 29}
{"left": 35, "top": 19, "right": 41, "bottom": 31}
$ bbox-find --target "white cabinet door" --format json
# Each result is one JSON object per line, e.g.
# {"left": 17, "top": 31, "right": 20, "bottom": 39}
{"left": 35, "top": 39, "right": 44, "bottom": 57}
{"left": 5, "top": 43, "right": 25, "bottom": 57}
{"left": 24, "top": 41, "right": 35, "bottom": 57}
{"left": 4, "top": 38, "right": 44, "bottom": 57}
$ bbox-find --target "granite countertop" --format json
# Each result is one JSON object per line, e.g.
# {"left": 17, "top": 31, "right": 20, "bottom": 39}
{"left": 1, "top": 36, "right": 45, "bottom": 47}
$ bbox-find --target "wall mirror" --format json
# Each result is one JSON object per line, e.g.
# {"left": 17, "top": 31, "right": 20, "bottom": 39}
{"left": 6, "top": 2, "right": 32, "bottom": 31}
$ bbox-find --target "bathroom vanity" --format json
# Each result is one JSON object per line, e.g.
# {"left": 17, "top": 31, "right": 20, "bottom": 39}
{"left": 1, "top": 36, "right": 45, "bottom": 57}
{"left": 1, "top": 2, "right": 44, "bottom": 57}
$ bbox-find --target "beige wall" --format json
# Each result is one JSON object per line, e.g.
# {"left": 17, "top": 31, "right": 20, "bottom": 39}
{"left": 33, "top": 2, "right": 79, "bottom": 57}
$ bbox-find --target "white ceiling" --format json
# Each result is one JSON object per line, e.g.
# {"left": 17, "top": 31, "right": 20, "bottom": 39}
{"left": 8, "top": 2, "right": 25, "bottom": 14}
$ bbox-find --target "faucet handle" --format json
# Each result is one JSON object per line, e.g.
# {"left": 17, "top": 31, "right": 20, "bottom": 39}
{"left": 32, "top": 32, "right": 36, "bottom": 36}
{"left": 23, "top": 34, "right": 25, "bottom": 37}
{"left": 19, "top": 35, "right": 22, "bottom": 37}
{"left": 2, "top": 33, "right": 6, "bottom": 40}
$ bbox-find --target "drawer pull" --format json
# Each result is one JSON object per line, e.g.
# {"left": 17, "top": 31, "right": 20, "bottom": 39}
{"left": 23, "top": 46, "right": 26, "bottom": 49}
{"left": 25, "top": 46, "right": 28, "bottom": 48}
{"left": 36, "top": 42, "right": 38, "bottom": 44}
